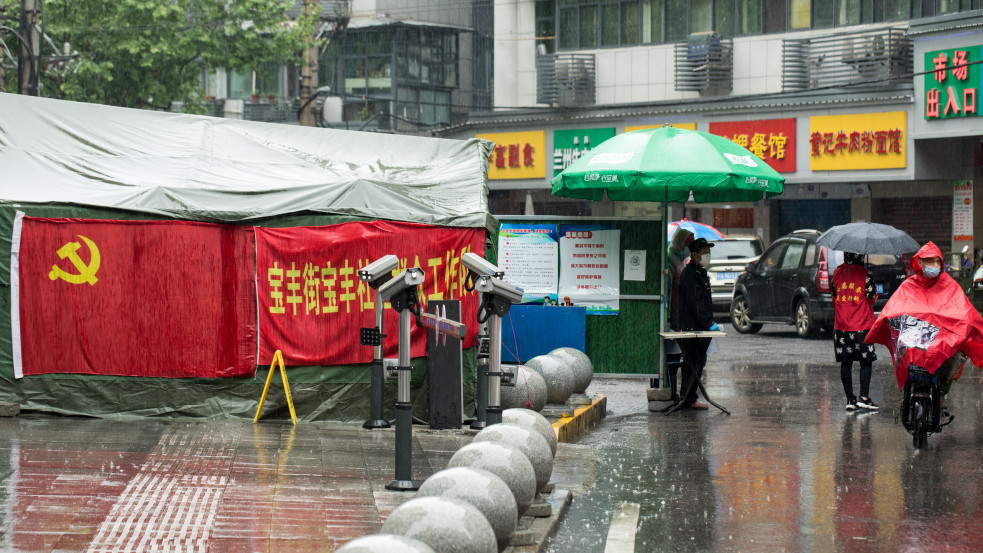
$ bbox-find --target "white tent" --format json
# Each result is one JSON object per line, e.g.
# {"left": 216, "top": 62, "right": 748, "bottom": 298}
{"left": 0, "top": 93, "right": 494, "bottom": 229}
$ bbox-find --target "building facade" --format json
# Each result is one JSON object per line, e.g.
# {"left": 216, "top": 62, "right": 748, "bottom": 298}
{"left": 442, "top": 2, "right": 983, "bottom": 260}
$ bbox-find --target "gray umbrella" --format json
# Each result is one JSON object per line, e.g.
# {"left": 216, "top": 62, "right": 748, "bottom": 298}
{"left": 816, "top": 222, "right": 920, "bottom": 255}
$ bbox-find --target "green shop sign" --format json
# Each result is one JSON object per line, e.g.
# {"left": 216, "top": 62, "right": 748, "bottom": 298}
{"left": 552, "top": 128, "right": 615, "bottom": 177}
{"left": 924, "top": 46, "right": 981, "bottom": 120}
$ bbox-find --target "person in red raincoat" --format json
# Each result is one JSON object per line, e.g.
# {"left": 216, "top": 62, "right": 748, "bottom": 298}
{"left": 832, "top": 252, "right": 878, "bottom": 411}
{"left": 865, "top": 242, "right": 983, "bottom": 411}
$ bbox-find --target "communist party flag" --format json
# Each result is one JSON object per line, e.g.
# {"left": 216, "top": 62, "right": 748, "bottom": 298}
{"left": 255, "top": 221, "right": 483, "bottom": 365}
{"left": 13, "top": 214, "right": 256, "bottom": 378}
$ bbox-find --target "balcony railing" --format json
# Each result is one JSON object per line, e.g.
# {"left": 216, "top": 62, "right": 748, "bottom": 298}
{"left": 782, "top": 27, "right": 912, "bottom": 92}
{"left": 537, "top": 53, "right": 596, "bottom": 107}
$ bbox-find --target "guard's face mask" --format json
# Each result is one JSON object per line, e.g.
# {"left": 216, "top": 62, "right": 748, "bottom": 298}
{"left": 698, "top": 253, "right": 711, "bottom": 268}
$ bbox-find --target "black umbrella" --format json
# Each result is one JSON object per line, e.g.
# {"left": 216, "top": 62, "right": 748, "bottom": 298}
{"left": 816, "top": 222, "right": 920, "bottom": 255}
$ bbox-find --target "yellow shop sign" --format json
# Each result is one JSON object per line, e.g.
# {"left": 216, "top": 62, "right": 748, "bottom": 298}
{"left": 809, "top": 112, "right": 906, "bottom": 171}
{"left": 477, "top": 131, "right": 547, "bottom": 180}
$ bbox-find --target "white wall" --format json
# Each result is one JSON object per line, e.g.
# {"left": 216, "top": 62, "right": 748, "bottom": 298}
{"left": 493, "top": 3, "right": 903, "bottom": 109}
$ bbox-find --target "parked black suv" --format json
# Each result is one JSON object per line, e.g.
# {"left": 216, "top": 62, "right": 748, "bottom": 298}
{"left": 729, "top": 229, "right": 910, "bottom": 337}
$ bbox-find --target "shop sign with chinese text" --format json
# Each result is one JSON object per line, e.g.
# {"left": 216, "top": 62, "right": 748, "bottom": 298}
{"left": 953, "top": 180, "right": 973, "bottom": 242}
{"left": 809, "top": 111, "right": 906, "bottom": 170}
{"left": 477, "top": 131, "right": 546, "bottom": 180}
{"left": 924, "top": 46, "right": 980, "bottom": 120}
{"left": 708, "top": 118, "right": 796, "bottom": 173}
{"left": 553, "top": 128, "right": 616, "bottom": 177}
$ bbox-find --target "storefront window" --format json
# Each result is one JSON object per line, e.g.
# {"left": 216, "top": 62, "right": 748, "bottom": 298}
{"left": 581, "top": 5, "right": 599, "bottom": 47}
{"left": 601, "top": 4, "right": 620, "bottom": 45}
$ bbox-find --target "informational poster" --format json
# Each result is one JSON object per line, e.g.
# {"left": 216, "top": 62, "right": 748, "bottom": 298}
{"left": 498, "top": 223, "right": 559, "bottom": 303}
{"left": 953, "top": 180, "right": 973, "bottom": 242}
{"left": 558, "top": 224, "right": 620, "bottom": 315}
{"left": 623, "top": 250, "right": 646, "bottom": 281}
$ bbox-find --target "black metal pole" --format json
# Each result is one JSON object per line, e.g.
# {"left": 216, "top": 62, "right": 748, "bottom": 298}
{"left": 364, "top": 288, "right": 390, "bottom": 429}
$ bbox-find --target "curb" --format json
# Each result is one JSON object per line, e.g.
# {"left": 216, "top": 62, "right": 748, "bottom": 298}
{"left": 550, "top": 394, "right": 607, "bottom": 443}
{"left": 504, "top": 487, "right": 573, "bottom": 553}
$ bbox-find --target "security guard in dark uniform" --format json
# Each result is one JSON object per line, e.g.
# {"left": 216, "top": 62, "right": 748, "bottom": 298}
{"left": 677, "top": 237, "right": 715, "bottom": 410}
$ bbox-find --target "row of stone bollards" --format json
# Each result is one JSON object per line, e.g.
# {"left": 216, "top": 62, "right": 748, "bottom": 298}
{"left": 337, "top": 408, "right": 560, "bottom": 553}
{"left": 501, "top": 347, "right": 594, "bottom": 412}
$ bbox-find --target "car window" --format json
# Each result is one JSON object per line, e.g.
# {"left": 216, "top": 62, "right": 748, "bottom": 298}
{"left": 828, "top": 250, "right": 900, "bottom": 271}
{"left": 712, "top": 239, "right": 763, "bottom": 259}
{"left": 759, "top": 242, "right": 787, "bottom": 271}
{"left": 781, "top": 241, "right": 806, "bottom": 269}
{"left": 804, "top": 243, "right": 817, "bottom": 266}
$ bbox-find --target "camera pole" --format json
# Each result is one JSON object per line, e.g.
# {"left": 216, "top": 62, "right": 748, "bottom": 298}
{"left": 383, "top": 267, "right": 424, "bottom": 492}
{"left": 470, "top": 291, "right": 489, "bottom": 430}
{"left": 358, "top": 256, "right": 398, "bottom": 430}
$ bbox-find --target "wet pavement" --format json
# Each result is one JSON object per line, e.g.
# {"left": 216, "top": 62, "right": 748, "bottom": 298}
{"left": 546, "top": 328, "right": 983, "bottom": 552}
{"left": 3, "top": 325, "right": 983, "bottom": 552}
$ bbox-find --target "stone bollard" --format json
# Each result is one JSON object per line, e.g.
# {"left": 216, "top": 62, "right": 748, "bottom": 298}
{"left": 524, "top": 355, "right": 574, "bottom": 404}
{"left": 548, "top": 347, "right": 593, "bottom": 393}
{"left": 500, "top": 366, "right": 547, "bottom": 412}
{"left": 381, "top": 496, "right": 497, "bottom": 553}
{"left": 473, "top": 423, "right": 553, "bottom": 493}
{"left": 417, "top": 467, "right": 518, "bottom": 552}
{"left": 502, "top": 408, "right": 557, "bottom": 458}
{"left": 335, "top": 534, "right": 437, "bottom": 553}
{"left": 447, "top": 441, "right": 537, "bottom": 515}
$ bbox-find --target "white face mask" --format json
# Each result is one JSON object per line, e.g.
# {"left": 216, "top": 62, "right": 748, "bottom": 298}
{"left": 923, "top": 265, "right": 941, "bottom": 278}
{"left": 698, "top": 253, "right": 711, "bottom": 267}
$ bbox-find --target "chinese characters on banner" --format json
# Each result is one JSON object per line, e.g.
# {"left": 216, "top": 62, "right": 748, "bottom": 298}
{"left": 953, "top": 180, "right": 974, "bottom": 243}
{"left": 708, "top": 118, "right": 797, "bottom": 173}
{"left": 255, "top": 221, "right": 482, "bottom": 366}
{"left": 552, "top": 128, "right": 616, "bottom": 177}
{"left": 808, "top": 111, "right": 907, "bottom": 170}
{"left": 13, "top": 215, "right": 257, "bottom": 378}
{"left": 924, "top": 46, "right": 980, "bottom": 120}
{"left": 498, "top": 224, "right": 559, "bottom": 304}
{"left": 476, "top": 131, "right": 546, "bottom": 180}
{"left": 558, "top": 224, "right": 620, "bottom": 315}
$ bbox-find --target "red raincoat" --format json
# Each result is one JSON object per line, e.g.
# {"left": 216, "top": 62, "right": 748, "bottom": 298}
{"left": 865, "top": 242, "right": 983, "bottom": 389}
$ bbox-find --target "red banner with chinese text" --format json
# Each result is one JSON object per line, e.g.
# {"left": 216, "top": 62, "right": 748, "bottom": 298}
{"left": 14, "top": 216, "right": 256, "bottom": 378}
{"left": 255, "top": 221, "right": 482, "bottom": 365}
{"left": 708, "top": 118, "right": 797, "bottom": 173}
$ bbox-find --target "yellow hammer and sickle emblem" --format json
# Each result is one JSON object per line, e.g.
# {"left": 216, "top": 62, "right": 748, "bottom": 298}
{"left": 48, "top": 235, "right": 101, "bottom": 285}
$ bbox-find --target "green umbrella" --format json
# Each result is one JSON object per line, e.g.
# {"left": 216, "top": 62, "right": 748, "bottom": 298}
{"left": 550, "top": 126, "right": 785, "bottom": 202}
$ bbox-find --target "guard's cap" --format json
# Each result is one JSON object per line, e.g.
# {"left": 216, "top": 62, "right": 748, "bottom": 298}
{"left": 688, "top": 237, "right": 715, "bottom": 253}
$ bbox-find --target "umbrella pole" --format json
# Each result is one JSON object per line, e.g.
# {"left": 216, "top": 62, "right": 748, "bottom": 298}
{"left": 659, "top": 194, "right": 668, "bottom": 390}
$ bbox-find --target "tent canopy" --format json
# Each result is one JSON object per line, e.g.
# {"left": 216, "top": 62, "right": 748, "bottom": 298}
{"left": 0, "top": 93, "right": 495, "bottom": 229}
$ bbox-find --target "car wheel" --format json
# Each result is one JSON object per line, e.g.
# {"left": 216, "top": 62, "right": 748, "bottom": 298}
{"left": 730, "top": 295, "right": 762, "bottom": 334}
{"left": 794, "top": 299, "right": 816, "bottom": 338}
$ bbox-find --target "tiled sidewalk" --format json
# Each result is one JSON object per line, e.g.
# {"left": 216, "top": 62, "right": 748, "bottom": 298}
{"left": 0, "top": 415, "right": 582, "bottom": 553}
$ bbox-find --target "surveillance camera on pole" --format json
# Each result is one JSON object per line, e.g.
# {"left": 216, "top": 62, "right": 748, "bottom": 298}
{"left": 380, "top": 266, "right": 425, "bottom": 492}
{"left": 358, "top": 254, "right": 399, "bottom": 430}
{"left": 462, "top": 253, "right": 523, "bottom": 428}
